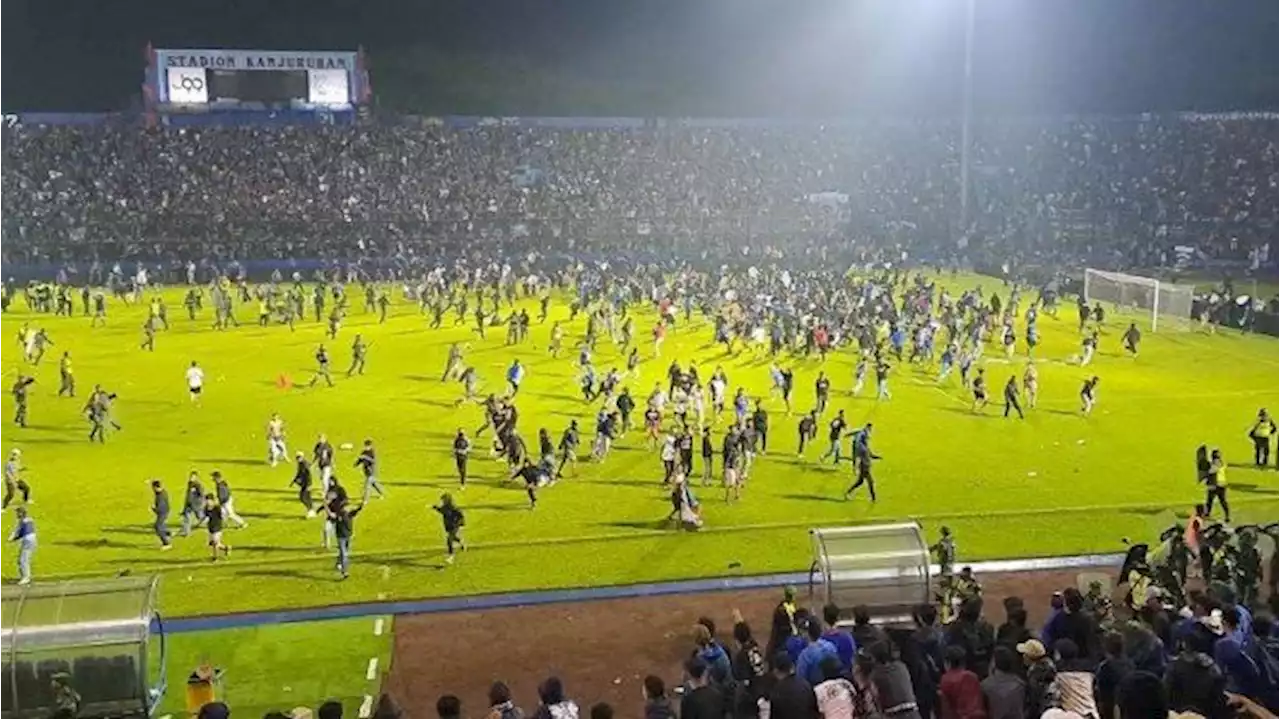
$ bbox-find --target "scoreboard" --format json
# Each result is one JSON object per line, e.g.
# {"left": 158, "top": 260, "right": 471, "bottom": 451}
{"left": 146, "top": 48, "right": 369, "bottom": 109}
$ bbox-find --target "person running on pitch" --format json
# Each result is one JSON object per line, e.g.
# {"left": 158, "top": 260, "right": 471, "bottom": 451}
{"left": 432, "top": 493, "right": 466, "bottom": 564}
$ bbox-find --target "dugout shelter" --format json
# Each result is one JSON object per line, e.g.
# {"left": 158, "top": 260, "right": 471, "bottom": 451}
{"left": 807, "top": 523, "right": 932, "bottom": 627}
{"left": 1, "top": 576, "right": 165, "bottom": 719}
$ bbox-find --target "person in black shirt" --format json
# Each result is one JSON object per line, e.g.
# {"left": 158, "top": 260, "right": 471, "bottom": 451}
{"left": 1003, "top": 376, "right": 1024, "bottom": 419}
{"left": 797, "top": 411, "right": 817, "bottom": 457}
{"left": 779, "top": 369, "right": 794, "bottom": 414}
{"left": 151, "top": 479, "right": 172, "bottom": 550}
{"left": 333, "top": 502, "right": 364, "bottom": 579}
{"left": 971, "top": 369, "right": 989, "bottom": 412}
{"left": 355, "top": 439, "right": 385, "bottom": 503}
{"left": 700, "top": 427, "right": 715, "bottom": 486}
{"left": 432, "top": 493, "right": 466, "bottom": 564}
{"left": 677, "top": 428, "right": 695, "bottom": 476}
{"left": 11, "top": 375, "right": 35, "bottom": 427}
{"left": 204, "top": 494, "right": 230, "bottom": 562}
{"left": 680, "top": 657, "right": 725, "bottom": 719}
{"left": 313, "top": 434, "right": 335, "bottom": 494}
{"left": 555, "top": 420, "right": 580, "bottom": 479}
{"left": 616, "top": 388, "right": 636, "bottom": 435}
{"left": 453, "top": 429, "right": 472, "bottom": 487}
{"left": 180, "top": 473, "right": 205, "bottom": 536}
{"left": 291, "top": 452, "right": 315, "bottom": 517}
{"left": 321, "top": 477, "right": 349, "bottom": 549}
{"left": 752, "top": 403, "right": 769, "bottom": 454}
{"left": 511, "top": 459, "right": 544, "bottom": 509}
{"left": 821, "top": 410, "right": 847, "bottom": 463}
{"left": 814, "top": 372, "right": 831, "bottom": 415}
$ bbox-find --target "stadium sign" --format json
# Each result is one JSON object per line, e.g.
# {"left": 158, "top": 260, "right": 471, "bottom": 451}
{"left": 159, "top": 49, "right": 354, "bottom": 71}
{"left": 147, "top": 47, "right": 370, "bottom": 110}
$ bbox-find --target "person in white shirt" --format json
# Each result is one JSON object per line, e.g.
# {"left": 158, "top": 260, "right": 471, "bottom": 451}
{"left": 185, "top": 361, "right": 205, "bottom": 403}
{"left": 266, "top": 413, "right": 288, "bottom": 467}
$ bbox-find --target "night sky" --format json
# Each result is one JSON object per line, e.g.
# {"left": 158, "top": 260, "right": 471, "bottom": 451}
{"left": 3, "top": 0, "right": 1277, "bottom": 115}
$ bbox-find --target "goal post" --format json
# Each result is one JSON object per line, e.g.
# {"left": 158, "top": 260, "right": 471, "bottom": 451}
{"left": 1083, "top": 268, "right": 1194, "bottom": 332}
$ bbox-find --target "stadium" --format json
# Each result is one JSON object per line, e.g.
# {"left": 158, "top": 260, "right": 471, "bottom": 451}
{"left": 1, "top": 2, "right": 1278, "bottom": 718}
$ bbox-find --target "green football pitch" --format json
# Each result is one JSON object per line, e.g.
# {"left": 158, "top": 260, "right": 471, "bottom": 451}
{"left": 2, "top": 274, "right": 1277, "bottom": 617}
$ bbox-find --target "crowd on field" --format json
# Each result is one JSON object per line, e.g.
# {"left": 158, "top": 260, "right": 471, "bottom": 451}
{"left": 186, "top": 578, "right": 1278, "bottom": 719}
{"left": 2, "top": 118, "right": 1274, "bottom": 280}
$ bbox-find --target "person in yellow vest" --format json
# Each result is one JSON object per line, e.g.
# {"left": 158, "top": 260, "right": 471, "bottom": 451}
{"left": 1248, "top": 409, "right": 1277, "bottom": 467}
{"left": 1204, "top": 448, "right": 1230, "bottom": 523}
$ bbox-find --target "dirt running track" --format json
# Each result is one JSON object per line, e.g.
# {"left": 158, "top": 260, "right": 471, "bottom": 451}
{"left": 385, "top": 568, "right": 1094, "bottom": 718}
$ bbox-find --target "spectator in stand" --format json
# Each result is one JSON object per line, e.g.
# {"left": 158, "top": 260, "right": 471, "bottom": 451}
{"left": 994, "top": 599, "right": 1032, "bottom": 656}
{"left": 1016, "top": 639, "right": 1056, "bottom": 719}
{"left": 1115, "top": 671, "right": 1167, "bottom": 719}
{"left": 786, "top": 609, "right": 815, "bottom": 663}
{"left": 588, "top": 703, "right": 612, "bottom": 719}
{"left": 1122, "top": 621, "right": 1167, "bottom": 677}
{"left": 1211, "top": 608, "right": 1264, "bottom": 700}
{"left": 1246, "top": 614, "right": 1278, "bottom": 713}
{"left": 436, "top": 696, "right": 462, "bottom": 719}
{"left": 947, "top": 597, "right": 996, "bottom": 679}
{"left": 641, "top": 675, "right": 676, "bottom": 719}
{"left": 693, "top": 621, "right": 733, "bottom": 684}
{"left": 769, "top": 586, "right": 800, "bottom": 659}
{"left": 938, "top": 644, "right": 987, "bottom": 719}
{"left": 768, "top": 651, "right": 820, "bottom": 719}
{"left": 1039, "top": 594, "right": 1065, "bottom": 646}
{"left": 1164, "top": 635, "right": 1228, "bottom": 719}
{"left": 681, "top": 657, "right": 726, "bottom": 719}
{"left": 905, "top": 604, "right": 946, "bottom": 719}
{"left": 850, "top": 605, "right": 886, "bottom": 654}
{"left": 485, "top": 681, "right": 524, "bottom": 719}
{"left": 730, "top": 613, "right": 769, "bottom": 718}
{"left": 1135, "top": 590, "right": 1173, "bottom": 651}
{"left": 979, "top": 646, "right": 1024, "bottom": 719}
{"left": 822, "top": 604, "right": 857, "bottom": 673}
{"left": 797, "top": 617, "right": 840, "bottom": 686}
{"left": 866, "top": 641, "right": 922, "bottom": 719}
{"left": 533, "top": 677, "right": 579, "bottom": 719}
{"left": 1094, "top": 631, "right": 1135, "bottom": 719}
{"left": 1048, "top": 639, "right": 1097, "bottom": 718}
{"left": 318, "top": 701, "right": 343, "bottom": 719}
{"left": 813, "top": 655, "right": 860, "bottom": 719}
{"left": 1042, "top": 588, "right": 1098, "bottom": 660}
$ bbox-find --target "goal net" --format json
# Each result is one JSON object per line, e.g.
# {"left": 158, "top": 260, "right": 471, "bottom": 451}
{"left": 1083, "top": 269, "right": 1194, "bottom": 331}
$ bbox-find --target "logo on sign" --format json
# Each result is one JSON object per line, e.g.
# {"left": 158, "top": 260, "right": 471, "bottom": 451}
{"left": 175, "top": 76, "right": 205, "bottom": 91}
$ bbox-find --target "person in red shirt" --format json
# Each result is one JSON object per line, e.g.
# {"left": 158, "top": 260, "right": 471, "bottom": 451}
{"left": 938, "top": 645, "right": 988, "bottom": 719}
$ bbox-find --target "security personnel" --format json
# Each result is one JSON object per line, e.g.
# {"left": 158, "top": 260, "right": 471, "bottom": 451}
{"left": 1249, "top": 409, "right": 1277, "bottom": 467}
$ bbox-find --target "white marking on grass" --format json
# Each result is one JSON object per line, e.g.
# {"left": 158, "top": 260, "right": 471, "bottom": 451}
{"left": 374, "top": 618, "right": 384, "bottom": 636}
{"left": 365, "top": 657, "right": 379, "bottom": 680}
{"left": 358, "top": 695, "right": 374, "bottom": 718}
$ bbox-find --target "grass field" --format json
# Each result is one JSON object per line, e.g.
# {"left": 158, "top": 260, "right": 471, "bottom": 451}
{"left": 1, "top": 273, "right": 1276, "bottom": 617}
{"left": 154, "top": 617, "right": 392, "bottom": 715}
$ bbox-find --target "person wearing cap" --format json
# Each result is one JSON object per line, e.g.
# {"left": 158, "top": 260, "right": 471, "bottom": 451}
{"left": 8, "top": 505, "right": 36, "bottom": 585}
{"left": 49, "top": 673, "right": 81, "bottom": 719}
{"left": 1015, "top": 639, "right": 1055, "bottom": 718}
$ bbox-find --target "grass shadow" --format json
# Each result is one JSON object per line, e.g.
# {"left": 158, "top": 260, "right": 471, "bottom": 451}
{"left": 54, "top": 538, "right": 143, "bottom": 550}
{"left": 599, "top": 519, "right": 676, "bottom": 531}
{"left": 780, "top": 492, "right": 848, "bottom": 503}
{"left": 190, "top": 457, "right": 264, "bottom": 467}
{"left": 1232, "top": 483, "right": 1279, "bottom": 496}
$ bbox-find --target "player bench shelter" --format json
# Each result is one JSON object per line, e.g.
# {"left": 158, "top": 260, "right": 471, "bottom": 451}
{"left": 807, "top": 522, "right": 932, "bottom": 627}
{"left": 1, "top": 576, "right": 166, "bottom": 719}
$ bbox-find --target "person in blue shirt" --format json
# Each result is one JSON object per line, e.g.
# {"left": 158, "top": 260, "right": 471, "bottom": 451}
{"left": 821, "top": 604, "right": 857, "bottom": 673}
{"left": 505, "top": 359, "right": 525, "bottom": 396}
{"left": 795, "top": 618, "right": 839, "bottom": 686}
{"left": 9, "top": 506, "right": 36, "bottom": 585}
